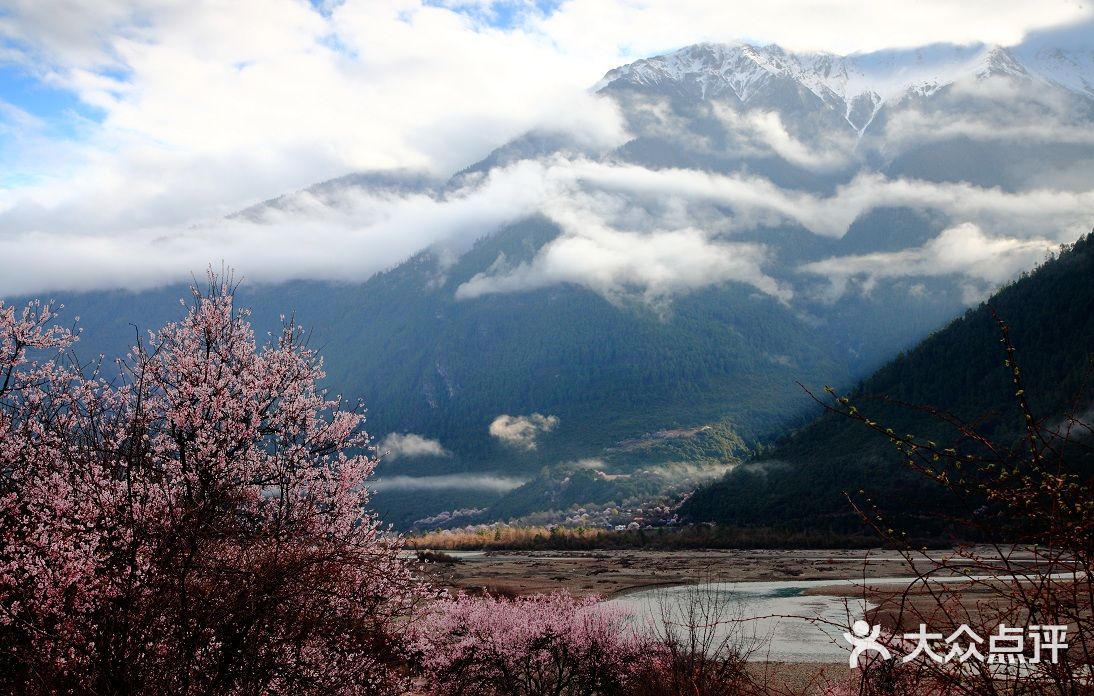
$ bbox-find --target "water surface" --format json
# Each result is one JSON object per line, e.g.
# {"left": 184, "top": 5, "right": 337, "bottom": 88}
{"left": 610, "top": 578, "right": 875, "bottom": 663}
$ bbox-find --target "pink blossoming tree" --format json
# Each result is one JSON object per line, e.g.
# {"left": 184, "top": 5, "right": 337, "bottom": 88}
{"left": 413, "top": 591, "right": 652, "bottom": 696}
{"left": 0, "top": 273, "right": 428, "bottom": 695}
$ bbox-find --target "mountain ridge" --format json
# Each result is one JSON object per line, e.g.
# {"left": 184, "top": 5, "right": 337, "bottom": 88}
{"left": 599, "top": 41, "right": 1093, "bottom": 131}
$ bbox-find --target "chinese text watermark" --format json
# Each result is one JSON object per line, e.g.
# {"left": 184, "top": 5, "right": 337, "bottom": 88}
{"left": 843, "top": 621, "right": 1068, "bottom": 669}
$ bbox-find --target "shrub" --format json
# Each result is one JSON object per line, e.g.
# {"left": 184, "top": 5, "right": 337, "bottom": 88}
{"left": 628, "top": 582, "right": 758, "bottom": 696}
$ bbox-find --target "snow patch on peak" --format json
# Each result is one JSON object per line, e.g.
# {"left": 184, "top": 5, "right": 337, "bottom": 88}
{"left": 599, "top": 43, "right": 842, "bottom": 103}
{"left": 601, "top": 41, "right": 1090, "bottom": 109}
{"left": 1015, "top": 46, "right": 1094, "bottom": 97}
{"left": 832, "top": 44, "right": 1028, "bottom": 102}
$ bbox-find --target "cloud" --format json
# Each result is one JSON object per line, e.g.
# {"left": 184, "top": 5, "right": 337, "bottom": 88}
{"left": 643, "top": 462, "right": 737, "bottom": 484}
{"left": 0, "top": 0, "right": 629, "bottom": 248}
{"left": 614, "top": 95, "right": 716, "bottom": 152}
{"left": 560, "top": 162, "right": 1094, "bottom": 240}
{"left": 535, "top": 1, "right": 1089, "bottom": 57}
{"left": 2, "top": 152, "right": 1090, "bottom": 304}
{"left": 884, "top": 110, "right": 1094, "bottom": 151}
{"left": 0, "top": 2, "right": 1090, "bottom": 303}
{"left": 799, "top": 223, "right": 1057, "bottom": 298}
{"left": 489, "top": 412, "right": 559, "bottom": 450}
{"left": 371, "top": 474, "right": 525, "bottom": 492}
{"left": 0, "top": 157, "right": 556, "bottom": 295}
{"left": 710, "top": 104, "right": 856, "bottom": 171}
{"left": 0, "top": 1, "right": 1087, "bottom": 226}
{"left": 744, "top": 111, "right": 854, "bottom": 171}
{"left": 452, "top": 159, "right": 1091, "bottom": 304}
{"left": 456, "top": 219, "right": 792, "bottom": 305}
{"left": 879, "top": 78, "right": 1094, "bottom": 156}
{"left": 379, "top": 432, "right": 450, "bottom": 460}
{"left": 567, "top": 458, "right": 607, "bottom": 470}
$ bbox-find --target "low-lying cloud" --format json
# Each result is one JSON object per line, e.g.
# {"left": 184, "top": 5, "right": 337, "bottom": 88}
{"left": 712, "top": 104, "right": 857, "bottom": 171}
{"left": 456, "top": 220, "right": 792, "bottom": 305}
{"left": 3, "top": 154, "right": 1090, "bottom": 307}
{"left": 799, "top": 223, "right": 1057, "bottom": 297}
{"left": 371, "top": 474, "right": 526, "bottom": 493}
{"left": 644, "top": 462, "right": 737, "bottom": 484}
{"left": 489, "top": 413, "right": 560, "bottom": 450}
{"left": 0, "top": 159, "right": 557, "bottom": 296}
{"left": 555, "top": 161, "right": 1094, "bottom": 240}
{"left": 378, "top": 433, "right": 450, "bottom": 460}
{"left": 452, "top": 159, "right": 1092, "bottom": 303}
{"left": 874, "top": 74, "right": 1094, "bottom": 157}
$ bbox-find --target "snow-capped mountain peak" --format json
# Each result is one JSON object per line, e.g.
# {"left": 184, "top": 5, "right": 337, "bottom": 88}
{"left": 599, "top": 41, "right": 1090, "bottom": 110}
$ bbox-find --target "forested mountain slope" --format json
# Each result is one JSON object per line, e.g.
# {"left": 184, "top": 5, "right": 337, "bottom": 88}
{"left": 683, "top": 230, "right": 1094, "bottom": 533}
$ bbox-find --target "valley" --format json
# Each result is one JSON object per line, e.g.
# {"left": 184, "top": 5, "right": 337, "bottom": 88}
{"left": 8, "top": 35, "right": 1090, "bottom": 533}
{"left": 3, "top": 5, "right": 1094, "bottom": 692}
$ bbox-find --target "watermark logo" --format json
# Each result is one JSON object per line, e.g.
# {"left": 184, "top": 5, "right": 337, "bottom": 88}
{"left": 844, "top": 620, "right": 891, "bottom": 668}
{"left": 844, "top": 623, "right": 1068, "bottom": 668}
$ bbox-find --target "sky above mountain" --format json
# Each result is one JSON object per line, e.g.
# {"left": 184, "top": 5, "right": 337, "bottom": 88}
{"left": 1, "top": 0, "right": 1093, "bottom": 298}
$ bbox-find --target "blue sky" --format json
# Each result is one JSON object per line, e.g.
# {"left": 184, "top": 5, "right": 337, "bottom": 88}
{"left": 0, "top": 63, "right": 104, "bottom": 132}
{"left": 426, "top": 0, "right": 565, "bottom": 29}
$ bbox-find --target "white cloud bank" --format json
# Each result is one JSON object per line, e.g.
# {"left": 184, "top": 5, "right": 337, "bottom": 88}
{"left": 371, "top": 474, "right": 525, "bottom": 492}
{"left": 710, "top": 104, "right": 858, "bottom": 172}
{"left": 456, "top": 220, "right": 792, "bottom": 305}
{"left": 450, "top": 160, "right": 1093, "bottom": 304}
{"left": 799, "top": 223, "right": 1057, "bottom": 297}
{"left": 2, "top": 155, "right": 1090, "bottom": 303}
{"left": 0, "top": 0, "right": 630, "bottom": 243}
{"left": 378, "top": 432, "right": 450, "bottom": 460}
{"left": 489, "top": 413, "right": 559, "bottom": 450}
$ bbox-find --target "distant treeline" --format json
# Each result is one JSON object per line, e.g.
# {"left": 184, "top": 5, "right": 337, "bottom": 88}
{"left": 406, "top": 523, "right": 945, "bottom": 551}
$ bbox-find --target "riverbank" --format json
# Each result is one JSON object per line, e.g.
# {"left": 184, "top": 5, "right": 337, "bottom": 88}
{"left": 422, "top": 548, "right": 1029, "bottom": 693}
{"left": 419, "top": 549, "right": 883, "bottom": 694}
{"left": 423, "top": 548, "right": 918, "bottom": 598}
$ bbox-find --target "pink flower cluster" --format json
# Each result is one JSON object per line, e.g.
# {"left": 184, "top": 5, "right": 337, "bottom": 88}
{"left": 0, "top": 274, "right": 429, "bottom": 695}
{"left": 413, "top": 591, "right": 654, "bottom": 696}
